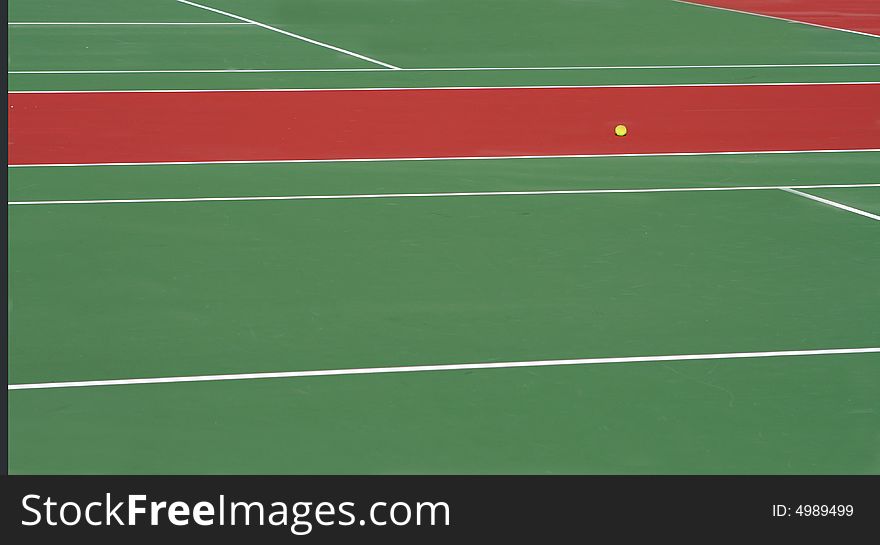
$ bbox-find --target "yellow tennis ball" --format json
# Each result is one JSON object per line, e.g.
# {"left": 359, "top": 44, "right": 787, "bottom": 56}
{"left": 614, "top": 124, "right": 628, "bottom": 137}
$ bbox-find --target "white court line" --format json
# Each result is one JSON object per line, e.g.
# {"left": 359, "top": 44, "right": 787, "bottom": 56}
{"left": 9, "top": 183, "right": 880, "bottom": 207}
{"left": 9, "top": 63, "right": 880, "bottom": 74}
{"left": 674, "top": 0, "right": 880, "bottom": 38}
{"left": 9, "top": 68, "right": 393, "bottom": 75}
{"left": 8, "top": 22, "right": 250, "bottom": 25}
{"left": 8, "top": 347, "right": 880, "bottom": 391}
{"left": 7, "top": 148, "right": 880, "bottom": 169}
{"left": 8, "top": 80, "right": 880, "bottom": 94}
{"left": 175, "top": 0, "right": 400, "bottom": 70}
{"left": 781, "top": 188, "right": 880, "bottom": 221}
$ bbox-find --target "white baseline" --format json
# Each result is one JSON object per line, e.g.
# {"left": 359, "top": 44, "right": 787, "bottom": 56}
{"left": 8, "top": 347, "right": 880, "bottom": 390}
{"left": 8, "top": 80, "right": 880, "bottom": 94}
{"left": 9, "top": 183, "right": 880, "bottom": 206}
{"left": 9, "top": 63, "right": 880, "bottom": 74}
{"left": 7, "top": 148, "right": 880, "bottom": 169}
{"left": 8, "top": 22, "right": 250, "bottom": 25}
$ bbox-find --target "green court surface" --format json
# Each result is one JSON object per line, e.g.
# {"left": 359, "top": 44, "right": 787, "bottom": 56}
{"left": 10, "top": 353, "right": 879, "bottom": 474}
{"left": 808, "top": 186, "right": 880, "bottom": 215}
{"left": 8, "top": 0, "right": 231, "bottom": 22}
{"left": 8, "top": 0, "right": 880, "bottom": 91}
{"left": 9, "top": 64, "right": 880, "bottom": 92}
{"left": 9, "top": 25, "right": 370, "bottom": 71}
{"left": 7, "top": 0, "right": 880, "bottom": 474}
{"left": 6, "top": 152, "right": 880, "bottom": 202}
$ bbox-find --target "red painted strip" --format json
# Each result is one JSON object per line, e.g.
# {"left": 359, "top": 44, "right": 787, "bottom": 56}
{"left": 8, "top": 84, "right": 880, "bottom": 166}
{"left": 684, "top": 0, "right": 880, "bottom": 35}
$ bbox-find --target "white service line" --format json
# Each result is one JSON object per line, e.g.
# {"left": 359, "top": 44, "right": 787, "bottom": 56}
{"left": 8, "top": 22, "right": 250, "bottom": 25}
{"left": 9, "top": 62, "right": 880, "bottom": 74}
{"left": 9, "top": 183, "right": 880, "bottom": 207}
{"left": 7, "top": 148, "right": 880, "bottom": 169}
{"left": 174, "top": 0, "right": 400, "bottom": 70}
{"left": 8, "top": 80, "right": 880, "bottom": 94}
{"left": 8, "top": 347, "right": 880, "bottom": 391}
{"left": 674, "top": 0, "right": 880, "bottom": 38}
{"left": 781, "top": 188, "right": 880, "bottom": 221}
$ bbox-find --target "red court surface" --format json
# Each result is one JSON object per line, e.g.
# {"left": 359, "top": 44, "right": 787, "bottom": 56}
{"left": 684, "top": 0, "right": 880, "bottom": 35}
{"left": 8, "top": 83, "right": 880, "bottom": 166}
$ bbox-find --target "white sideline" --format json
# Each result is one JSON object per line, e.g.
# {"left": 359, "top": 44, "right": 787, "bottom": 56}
{"left": 674, "top": 0, "right": 880, "bottom": 38}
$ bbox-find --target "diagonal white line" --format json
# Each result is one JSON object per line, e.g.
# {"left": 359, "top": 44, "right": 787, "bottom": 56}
{"left": 8, "top": 347, "right": 880, "bottom": 391}
{"left": 9, "top": 184, "right": 880, "bottom": 206}
{"left": 674, "top": 0, "right": 880, "bottom": 38}
{"left": 781, "top": 188, "right": 880, "bottom": 221}
{"left": 175, "top": 0, "right": 400, "bottom": 69}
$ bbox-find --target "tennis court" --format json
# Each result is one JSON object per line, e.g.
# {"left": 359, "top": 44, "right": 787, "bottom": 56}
{"left": 7, "top": 0, "right": 880, "bottom": 474}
